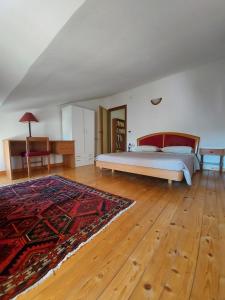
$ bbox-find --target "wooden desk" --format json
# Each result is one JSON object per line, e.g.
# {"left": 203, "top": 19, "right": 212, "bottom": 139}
{"left": 3, "top": 140, "right": 75, "bottom": 180}
{"left": 199, "top": 148, "right": 224, "bottom": 173}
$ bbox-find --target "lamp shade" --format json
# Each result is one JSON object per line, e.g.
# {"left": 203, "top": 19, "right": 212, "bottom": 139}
{"left": 19, "top": 112, "right": 38, "bottom": 123}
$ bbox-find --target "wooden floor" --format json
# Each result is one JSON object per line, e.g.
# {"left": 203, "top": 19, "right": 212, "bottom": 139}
{"left": 1, "top": 166, "right": 225, "bottom": 300}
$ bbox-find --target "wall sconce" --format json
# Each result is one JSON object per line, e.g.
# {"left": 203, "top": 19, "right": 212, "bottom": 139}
{"left": 150, "top": 97, "right": 162, "bottom": 105}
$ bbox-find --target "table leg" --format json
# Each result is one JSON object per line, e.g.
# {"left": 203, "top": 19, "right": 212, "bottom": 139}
{"left": 220, "top": 155, "right": 223, "bottom": 173}
{"left": 200, "top": 155, "right": 204, "bottom": 171}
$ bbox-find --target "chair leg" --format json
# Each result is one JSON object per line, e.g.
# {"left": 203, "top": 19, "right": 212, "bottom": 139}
{"left": 41, "top": 156, "right": 44, "bottom": 167}
{"left": 27, "top": 156, "right": 31, "bottom": 177}
{"left": 47, "top": 155, "right": 50, "bottom": 173}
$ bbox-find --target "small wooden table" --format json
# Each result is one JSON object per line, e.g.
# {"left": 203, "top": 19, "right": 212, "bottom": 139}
{"left": 199, "top": 148, "right": 224, "bottom": 172}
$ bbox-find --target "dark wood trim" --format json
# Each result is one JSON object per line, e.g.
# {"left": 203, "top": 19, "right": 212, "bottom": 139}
{"left": 108, "top": 104, "right": 127, "bottom": 112}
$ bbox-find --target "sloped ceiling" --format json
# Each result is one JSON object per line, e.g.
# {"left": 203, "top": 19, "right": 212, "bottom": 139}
{"left": 0, "top": 0, "right": 87, "bottom": 107}
{"left": 1, "top": 0, "right": 225, "bottom": 111}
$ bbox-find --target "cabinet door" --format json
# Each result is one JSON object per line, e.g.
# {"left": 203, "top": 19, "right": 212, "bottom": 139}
{"left": 62, "top": 106, "right": 73, "bottom": 140}
{"left": 72, "top": 106, "right": 85, "bottom": 155}
{"left": 83, "top": 109, "right": 95, "bottom": 157}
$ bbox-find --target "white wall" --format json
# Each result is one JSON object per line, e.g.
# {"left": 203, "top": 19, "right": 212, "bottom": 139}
{"left": 75, "top": 97, "right": 111, "bottom": 111}
{"left": 2, "top": 59, "right": 224, "bottom": 171}
{"left": 0, "top": 105, "right": 62, "bottom": 171}
{"left": 108, "top": 61, "right": 225, "bottom": 146}
{"left": 76, "top": 60, "right": 225, "bottom": 169}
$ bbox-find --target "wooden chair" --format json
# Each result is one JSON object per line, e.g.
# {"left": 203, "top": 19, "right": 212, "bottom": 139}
{"left": 21, "top": 137, "right": 50, "bottom": 177}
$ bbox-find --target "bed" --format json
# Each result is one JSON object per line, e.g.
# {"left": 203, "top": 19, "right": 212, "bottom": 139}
{"left": 96, "top": 132, "right": 200, "bottom": 185}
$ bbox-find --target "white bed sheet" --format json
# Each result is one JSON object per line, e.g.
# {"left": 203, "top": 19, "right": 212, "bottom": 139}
{"left": 96, "top": 152, "right": 199, "bottom": 185}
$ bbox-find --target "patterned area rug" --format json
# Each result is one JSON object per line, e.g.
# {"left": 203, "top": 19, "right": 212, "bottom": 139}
{"left": 0, "top": 175, "right": 134, "bottom": 299}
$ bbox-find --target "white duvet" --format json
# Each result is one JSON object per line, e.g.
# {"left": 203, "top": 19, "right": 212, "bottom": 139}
{"left": 96, "top": 152, "right": 200, "bottom": 185}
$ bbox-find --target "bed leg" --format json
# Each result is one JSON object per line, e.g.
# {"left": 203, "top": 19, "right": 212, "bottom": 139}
{"left": 168, "top": 179, "right": 173, "bottom": 185}
{"left": 112, "top": 169, "right": 115, "bottom": 174}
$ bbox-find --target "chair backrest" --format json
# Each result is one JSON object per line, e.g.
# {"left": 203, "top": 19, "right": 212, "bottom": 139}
{"left": 26, "top": 137, "right": 50, "bottom": 153}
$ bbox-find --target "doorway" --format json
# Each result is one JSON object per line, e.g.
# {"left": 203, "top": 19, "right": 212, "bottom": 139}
{"left": 109, "top": 105, "right": 127, "bottom": 153}
{"left": 98, "top": 105, "right": 127, "bottom": 154}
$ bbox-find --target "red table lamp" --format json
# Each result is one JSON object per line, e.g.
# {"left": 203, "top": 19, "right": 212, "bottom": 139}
{"left": 19, "top": 112, "right": 39, "bottom": 137}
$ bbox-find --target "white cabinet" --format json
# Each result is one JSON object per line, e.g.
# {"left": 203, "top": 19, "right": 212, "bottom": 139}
{"left": 62, "top": 105, "right": 95, "bottom": 167}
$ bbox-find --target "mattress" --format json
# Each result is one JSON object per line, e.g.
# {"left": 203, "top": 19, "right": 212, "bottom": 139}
{"left": 96, "top": 152, "right": 199, "bottom": 185}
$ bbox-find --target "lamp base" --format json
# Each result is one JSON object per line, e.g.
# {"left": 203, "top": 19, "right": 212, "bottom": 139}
{"left": 28, "top": 122, "right": 32, "bottom": 137}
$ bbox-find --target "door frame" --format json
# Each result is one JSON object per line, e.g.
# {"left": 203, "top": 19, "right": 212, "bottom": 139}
{"left": 98, "top": 106, "right": 110, "bottom": 154}
{"left": 108, "top": 105, "right": 127, "bottom": 152}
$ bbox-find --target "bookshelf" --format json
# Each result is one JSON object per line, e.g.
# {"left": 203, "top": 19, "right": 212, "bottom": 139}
{"left": 112, "top": 118, "right": 126, "bottom": 152}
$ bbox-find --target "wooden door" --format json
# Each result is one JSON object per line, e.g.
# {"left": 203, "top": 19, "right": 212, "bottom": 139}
{"left": 97, "top": 106, "right": 109, "bottom": 154}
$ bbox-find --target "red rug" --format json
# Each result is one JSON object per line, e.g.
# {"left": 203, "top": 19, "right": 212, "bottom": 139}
{"left": 0, "top": 175, "right": 134, "bottom": 299}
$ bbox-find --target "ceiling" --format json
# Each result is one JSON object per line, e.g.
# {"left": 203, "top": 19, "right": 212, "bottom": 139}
{"left": 1, "top": 0, "right": 225, "bottom": 111}
{"left": 0, "top": 0, "right": 87, "bottom": 107}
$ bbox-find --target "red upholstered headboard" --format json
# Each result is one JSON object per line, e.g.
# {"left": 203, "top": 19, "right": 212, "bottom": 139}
{"left": 137, "top": 132, "right": 200, "bottom": 153}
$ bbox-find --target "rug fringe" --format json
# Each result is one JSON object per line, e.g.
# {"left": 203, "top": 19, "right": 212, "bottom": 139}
{"left": 13, "top": 200, "right": 136, "bottom": 299}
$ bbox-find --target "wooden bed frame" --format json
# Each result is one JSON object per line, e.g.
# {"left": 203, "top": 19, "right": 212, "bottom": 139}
{"left": 96, "top": 132, "right": 200, "bottom": 184}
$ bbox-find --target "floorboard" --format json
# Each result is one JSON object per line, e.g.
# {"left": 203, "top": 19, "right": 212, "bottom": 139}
{"left": 0, "top": 166, "right": 224, "bottom": 300}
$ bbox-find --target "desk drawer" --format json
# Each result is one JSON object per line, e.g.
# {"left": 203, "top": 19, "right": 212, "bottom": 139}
{"left": 52, "top": 141, "right": 74, "bottom": 155}
{"left": 200, "top": 148, "right": 224, "bottom": 156}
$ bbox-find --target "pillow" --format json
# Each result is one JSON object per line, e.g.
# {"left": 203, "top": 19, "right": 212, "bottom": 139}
{"left": 161, "top": 146, "right": 193, "bottom": 154}
{"left": 132, "top": 145, "right": 159, "bottom": 152}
